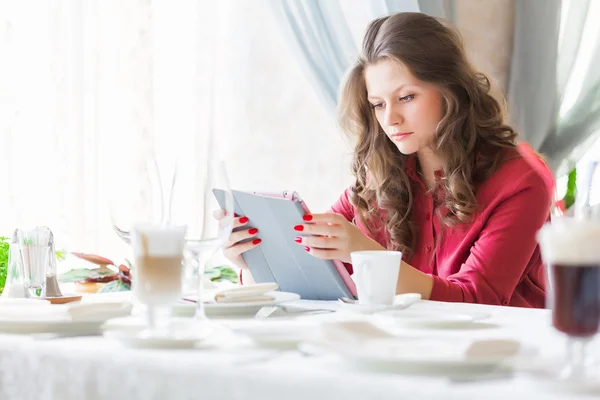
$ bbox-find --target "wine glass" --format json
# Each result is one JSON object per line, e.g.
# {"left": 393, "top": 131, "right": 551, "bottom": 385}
{"left": 108, "top": 157, "right": 164, "bottom": 245}
{"left": 169, "top": 156, "right": 234, "bottom": 321}
{"left": 538, "top": 161, "right": 600, "bottom": 383}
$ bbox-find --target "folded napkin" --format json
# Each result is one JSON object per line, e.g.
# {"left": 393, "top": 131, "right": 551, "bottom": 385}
{"left": 214, "top": 283, "right": 279, "bottom": 303}
{"left": 320, "top": 320, "right": 521, "bottom": 360}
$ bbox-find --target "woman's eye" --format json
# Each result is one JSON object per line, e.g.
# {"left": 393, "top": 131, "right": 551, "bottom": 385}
{"left": 400, "top": 94, "right": 415, "bottom": 102}
{"left": 370, "top": 103, "right": 384, "bottom": 109}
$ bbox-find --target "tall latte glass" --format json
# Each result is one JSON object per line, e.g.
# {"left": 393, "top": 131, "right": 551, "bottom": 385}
{"left": 132, "top": 224, "right": 187, "bottom": 336}
{"left": 538, "top": 217, "right": 600, "bottom": 380}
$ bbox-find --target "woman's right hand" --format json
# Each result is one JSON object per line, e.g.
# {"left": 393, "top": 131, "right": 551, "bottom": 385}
{"left": 213, "top": 210, "right": 261, "bottom": 270}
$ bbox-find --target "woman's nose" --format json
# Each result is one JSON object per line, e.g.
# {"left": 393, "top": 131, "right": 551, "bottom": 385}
{"left": 383, "top": 105, "right": 403, "bottom": 127}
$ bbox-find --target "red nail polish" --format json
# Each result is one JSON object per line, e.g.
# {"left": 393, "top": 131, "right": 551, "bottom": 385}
{"left": 239, "top": 216, "right": 249, "bottom": 224}
{"left": 294, "top": 237, "right": 302, "bottom": 243}
{"left": 252, "top": 239, "right": 262, "bottom": 245}
{"left": 304, "top": 246, "right": 310, "bottom": 252}
{"left": 303, "top": 215, "right": 313, "bottom": 221}
{"left": 294, "top": 225, "right": 304, "bottom": 231}
{"left": 249, "top": 228, "right": 258, "bottom": 235}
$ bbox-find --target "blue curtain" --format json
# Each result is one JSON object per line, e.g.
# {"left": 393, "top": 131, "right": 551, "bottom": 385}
{"left": 269, "top": 0, "right": 420, "bottom": 113}
{"left": 270, "top": 0, "right": 356, "bottom": 112}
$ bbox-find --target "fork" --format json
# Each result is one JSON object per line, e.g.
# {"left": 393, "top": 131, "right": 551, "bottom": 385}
{"left": 254, "top": 306, "right": 280, "bottom": 319}
{"left": 254, "top": 305, "right": 334, "bottom": 320}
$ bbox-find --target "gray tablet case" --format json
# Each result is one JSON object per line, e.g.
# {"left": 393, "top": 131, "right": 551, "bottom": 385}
{"left": 214, "top": 189, "right": 355, "bottom": 300}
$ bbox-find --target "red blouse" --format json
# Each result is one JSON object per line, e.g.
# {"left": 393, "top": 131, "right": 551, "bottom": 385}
{"left": 331, "top": 151, "right": 552, "bottom": 308}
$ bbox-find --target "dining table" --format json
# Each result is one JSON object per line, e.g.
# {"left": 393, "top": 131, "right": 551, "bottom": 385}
{"left": 0, "top": 293, "right": 598, "bottom": 400}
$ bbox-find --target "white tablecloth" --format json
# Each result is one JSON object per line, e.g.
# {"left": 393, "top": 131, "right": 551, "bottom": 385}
{"left": 0, "top": 299, "right": 598, "bottom": 400}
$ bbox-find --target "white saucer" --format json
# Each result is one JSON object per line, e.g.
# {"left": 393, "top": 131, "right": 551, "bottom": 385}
{"left": 338, "top": 293, "right": 422, "bottom": 314}
{"left": 225, "top": 319, "right": 319, "bottom": 349}
{"left": 301, "top": 337, "right": 532, "bottom": 375}
{"left": 103, "top": 320, "right": 211, "bottom": 349}
{"left": 0, "top": 302, "right": 133, "bottom": 334}
{"left": 376, "top": 308, "right": 491, "bottom": 329}
{"left": 0, "top": 320, "right": 109, "bottom": 335}
{"left": 173, "top": 291, "right": 301, "bottom": 318}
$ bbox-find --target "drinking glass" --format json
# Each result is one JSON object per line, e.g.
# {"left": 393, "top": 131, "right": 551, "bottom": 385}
{"left": 131, "top": 224, "right": 187, "bottom": 336}
{"left": 108, "top": 157, "right": 164, "bottom": 245}
{"left": 16, "top": 228, "right": 51, "bottom": 298}
{"left": 538, "top": 161, "right": 600, "bottom": 381}
{"left": 169, "top": 157, "right": 234, "bottom": 321}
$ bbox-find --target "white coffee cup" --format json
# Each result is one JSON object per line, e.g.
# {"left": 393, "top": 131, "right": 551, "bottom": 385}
{"left": 350, "top": 250, "right": 402, "bottom": 305}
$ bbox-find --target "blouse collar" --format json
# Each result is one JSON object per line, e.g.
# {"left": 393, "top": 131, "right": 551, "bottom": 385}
{"left": 405, "top": 155, "right": 444, "bottom": 184}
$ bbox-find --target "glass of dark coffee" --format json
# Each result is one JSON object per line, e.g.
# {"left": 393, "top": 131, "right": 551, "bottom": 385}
{"left": 539, "top": 166, "right": 600, "bottom": 381}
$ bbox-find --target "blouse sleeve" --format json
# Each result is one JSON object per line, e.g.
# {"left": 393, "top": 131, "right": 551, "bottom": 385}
{"left": 328, "top": 186, "right": 356, "bottom": 275}
{"left": 429, "top": 169, "right": 551, "bottom": 305}
{"left": 328, "top": 186, "right": 355, "bottom": 222}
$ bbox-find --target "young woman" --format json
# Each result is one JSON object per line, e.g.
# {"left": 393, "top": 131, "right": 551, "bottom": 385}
{"left": 222, "top": 12, "right": 552, "bottom": 307}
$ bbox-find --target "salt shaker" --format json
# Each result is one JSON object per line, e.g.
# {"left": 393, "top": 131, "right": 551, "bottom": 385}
{"left": 41, "top": 227, "right": 63, "bottom": 298}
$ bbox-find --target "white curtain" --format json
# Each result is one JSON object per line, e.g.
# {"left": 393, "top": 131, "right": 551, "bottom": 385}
{"left": 0, "top": 0, "right": 352, "bottom": 262}
{"left": 0, "top": 0, "right": 158, "bottom": 258}
{"left": 269, "top": 0, "right": 420, "bottom": 113}
{"left": 556, "top": 0, "right": 600, "bottom": 168}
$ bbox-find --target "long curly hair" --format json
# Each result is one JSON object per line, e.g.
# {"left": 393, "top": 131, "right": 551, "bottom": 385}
{"left": 338, "top": 12, "right": 518, "bottom": 259}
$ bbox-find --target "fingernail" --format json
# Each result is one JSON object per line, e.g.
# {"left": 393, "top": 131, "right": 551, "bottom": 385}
{"left": 249, "top": 228, "right": 258, "bottom": 235}
{"left": 304, "top": 246, "right": 310, "bottom": 252}
{"left": 303, "top": 215, "right": 313, "bottom": 221}
{"left": 294, "top": 237, "right": 302, "bottom": 243}
{"left": 239, "top": 216, "right": 249, "bottom": 224}
{"left": 252, "top": 239, "right": 262, "bottom": 245}
{"left": 294, "top": 225, "right": 304, "bottom": 231}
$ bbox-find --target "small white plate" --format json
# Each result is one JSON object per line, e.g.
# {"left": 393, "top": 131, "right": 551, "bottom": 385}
{"left": 104, "top": 329, "right": 208, "bottom": 349}
{"left": 0, "top": 303, "right": 133, "bottom": 334}
{"left": 103, "top": 319, "right": 211, "bottom": 349}
{"left": 0, "top": 319, "right": 108, "bottom": 335}
{"left": 225, "top": 319, "right": 319, "bottom": 349}
{"left": 174, "top": 291, "right": 301, "bottom": 318}
{"left": 301, "top": 337, "right": 533, "bottom": 375}
{"left": 338, "top": 293, "right": 422, "bottom": 314}
{"left": 376, "top": 308, "right": 491, "bottom": 329}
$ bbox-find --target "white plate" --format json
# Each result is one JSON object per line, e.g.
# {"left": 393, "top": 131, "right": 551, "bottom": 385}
{"left": 376, "top": 308, "right": 491, "bottom": 329}
{"left": 0, "top": 319, "right": 109, "bottom": 335}
{"left": 0, "top": 303, "right": 133, "bottom": 334}
{"left": 104, "top": 328, "right": 208, "bottom": 349}
{"left": 174, "top": 291, "right": 301, "bottom": 318}
{"left": 103, "top": 317, "right": 212, "bottom": 349}
{"left": 225, "top": 319, "right": 319, "bottom": 348}
{"left": 301, "top": 337, "right": 534, "bottom": 375}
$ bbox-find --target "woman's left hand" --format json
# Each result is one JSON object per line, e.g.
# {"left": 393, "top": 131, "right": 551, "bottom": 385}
{"left": 293, "top": 213, "right": 385, "bottom": 263}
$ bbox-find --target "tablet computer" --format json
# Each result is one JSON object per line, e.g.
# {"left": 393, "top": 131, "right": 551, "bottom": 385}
{"left": 213, "top": 189, "right": 357, "bottom": 300}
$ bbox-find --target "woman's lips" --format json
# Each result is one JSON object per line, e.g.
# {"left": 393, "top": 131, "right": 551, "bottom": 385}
{"left": 390, "top": 132, "right": 413, "bottom": 140}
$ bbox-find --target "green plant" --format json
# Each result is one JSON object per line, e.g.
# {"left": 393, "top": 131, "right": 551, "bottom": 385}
{"left": 58, "top": 266, "right": 115, "bottom": 283}
{"left": 205, "top": 265, "right": 238, "bottom": 283}
{"left": 98, "top": 280, "right": 130, "bottom": 293}
{"left": 564, "top": 168, "right": 577, "bottom": 210}
{"left": 0, "top": 237, "right": 9, "bottom": 294}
